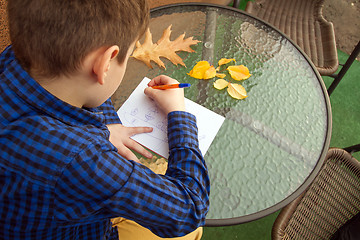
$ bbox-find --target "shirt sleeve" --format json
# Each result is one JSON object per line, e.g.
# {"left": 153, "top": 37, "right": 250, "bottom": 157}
{"left": 54, "top": 111, "right": 210, "bottom": 238}
{"left": 96, "top": 98, "right": 122, "bottom": 125}
{"left": 0, "top": 46, "right": 15, "bottom": 73}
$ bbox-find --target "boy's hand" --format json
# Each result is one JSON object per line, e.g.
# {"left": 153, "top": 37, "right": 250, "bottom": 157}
{"left": 144, "top": 75, "right": 185, "bottom": 115}
{"left": 107, "top": 124, "right": 153, "bottom": 162}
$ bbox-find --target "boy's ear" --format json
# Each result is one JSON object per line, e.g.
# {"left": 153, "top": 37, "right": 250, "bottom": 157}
{"left": 93, "top": 45, "right": 119, "bottom": 85}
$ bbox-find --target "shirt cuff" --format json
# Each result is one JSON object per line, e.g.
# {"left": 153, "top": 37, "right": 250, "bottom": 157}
{"left": 167, "top": 111, "right": 199, "bottom": 151}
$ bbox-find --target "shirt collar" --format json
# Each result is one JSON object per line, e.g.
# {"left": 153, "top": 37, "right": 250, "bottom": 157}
{"left": 1, "top": 46, "right": 106, "bottom": 128}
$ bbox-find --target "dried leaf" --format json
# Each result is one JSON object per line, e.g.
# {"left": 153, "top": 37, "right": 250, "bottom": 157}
{"left": 188, "top": 59, "right": 251, "bottom": 100}
{"left": 227, "top": 83, "right": 248, "bottom": 100}
{"left": 218, "top": 58, "right": 236, "bottom": 66}
{"left": 132, "top": 25, "right": 200, "bottom": 69}
{"left": 188, "top": 61, "right": 216, "bottom": 79}
{"left": 213, "top": 79, "right": 229, "bottom": 90}
{"left": 227, "top": 65, "right": 251, "bottom": 81}
{"left": 215, "top": 73, "right": 226, "bottom": 78}
{"left": 203, "top": 66, "right": 216, "bottom": 79}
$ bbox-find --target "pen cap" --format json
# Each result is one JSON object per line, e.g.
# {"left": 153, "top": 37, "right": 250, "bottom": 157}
{"left": 179, "top": 83, "right": 191, "bottom": 88}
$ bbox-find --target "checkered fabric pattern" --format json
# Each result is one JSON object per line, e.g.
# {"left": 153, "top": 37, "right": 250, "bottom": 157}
{"left": 0, "top": 46, "right": 210, "bottom": 239}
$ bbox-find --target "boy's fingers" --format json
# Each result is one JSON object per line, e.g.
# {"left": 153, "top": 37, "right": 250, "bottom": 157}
{"left": 149, "top": 75, "right": 168, "bottom": 86}
{"left": 127, "top": 127, "right": 153, "bottom": 158}
{"left": 118, "top": 147, "right": 140, "bottom": 163}
{"left": 128, "top": 139, "right": 153, "bottom": 159}
{"left": 129, "top": 126, "right": 153, "bottom": 136}
{"left": 144, "top": 87, "right": 156, "bottom": 99}
{"left": 148, "top": 75, "right": 179, "bottom": 87}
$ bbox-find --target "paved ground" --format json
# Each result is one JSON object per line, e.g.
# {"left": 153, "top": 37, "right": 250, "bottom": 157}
{"left": 323, "top": 0, "right": 360, "bottom": 58}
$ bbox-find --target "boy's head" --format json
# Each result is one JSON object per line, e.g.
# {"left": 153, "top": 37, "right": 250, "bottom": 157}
{"left": 7, "top": 0, "right": 149, "bottom": 79}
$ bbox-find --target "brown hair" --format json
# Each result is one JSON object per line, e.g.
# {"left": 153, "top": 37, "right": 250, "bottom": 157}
{"left": 7, "top": 0, "right": 149, "bottom": 78}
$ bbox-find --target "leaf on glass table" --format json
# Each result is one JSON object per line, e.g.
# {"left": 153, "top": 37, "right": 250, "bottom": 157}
{"left": 132, "top": 25, "right": 201, "bottom": 69}
{"left": 227, "top": 83, "right": 248, "bottom": 100}
{"left": 188, "top": 59, "right": 251, "bottom": 100}
{"left": 187, "top": 61, "right": 216, "bottom": 79}
{"left": 215, "top": 73, "right": 226, "bottom": 78}
{"left": 218, "top": 58, "right": 236, "bottom": 66}
{"left": 213, "top": 79, "right": 229, "bottom": 90}
{"left": 227, "top": 65, "right": 252, "bottom": 81}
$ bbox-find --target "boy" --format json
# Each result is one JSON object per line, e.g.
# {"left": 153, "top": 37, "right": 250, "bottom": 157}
{"left": 0, "top": 0, "right": 210, "bottom": 239}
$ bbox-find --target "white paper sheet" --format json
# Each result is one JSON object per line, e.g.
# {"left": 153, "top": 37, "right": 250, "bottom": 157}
{"left": 117, "top": 77, "right": 225, "bottom": 159}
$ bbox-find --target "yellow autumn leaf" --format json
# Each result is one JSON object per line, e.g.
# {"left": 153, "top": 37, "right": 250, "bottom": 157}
{"left": 227, "top": 83, "right": 248, "bottom": 100}
{"left": 203, "top": 66, "right": 216, "bottom": 79}
{"left": 213, "top": 79, "right": 229, "bottom": 90}
{"left": 218, "top": 58, "right": 236, "bottom": 66}
{"left": 188, "top": 61, "right": 216, "bottom": 79}
{"left": 215, "top": 73, "right": 226, "bottom": 78}
{"left": 227, "top": 65, "right": 251, "bottom": 81}
{"left": 187, "top": 61, "right": 210, "bottom": 79}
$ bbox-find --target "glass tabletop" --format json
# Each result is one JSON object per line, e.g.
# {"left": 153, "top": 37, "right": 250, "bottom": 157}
{"left": 111, "top": 3, "right": 332, "bottom": 226}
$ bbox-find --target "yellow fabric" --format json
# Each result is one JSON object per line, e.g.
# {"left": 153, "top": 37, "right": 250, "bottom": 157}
{"left": 112, "top": 217, "right": 203, "bottom": 240}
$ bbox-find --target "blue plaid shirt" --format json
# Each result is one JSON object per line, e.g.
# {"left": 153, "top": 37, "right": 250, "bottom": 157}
{"left": 0, "top": 46, "right": 210, "bottom": 239}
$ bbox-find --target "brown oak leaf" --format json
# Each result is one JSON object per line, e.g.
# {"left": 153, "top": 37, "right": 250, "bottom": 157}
{"left": 132, "top": 25, "right": 200, "bottom": 69}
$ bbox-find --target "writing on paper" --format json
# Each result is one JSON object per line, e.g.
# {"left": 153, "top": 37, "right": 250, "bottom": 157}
{"left": 117, "top": 77, "right": 225, "bottom": 159}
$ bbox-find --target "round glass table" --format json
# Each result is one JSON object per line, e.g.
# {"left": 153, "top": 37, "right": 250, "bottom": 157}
{"left": 111, "top": 3, "right": 332, "bottom": 226}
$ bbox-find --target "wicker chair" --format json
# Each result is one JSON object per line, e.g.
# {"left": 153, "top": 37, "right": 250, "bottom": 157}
{"left": 240, "top": 0, "right": 360, "bottom": 96}
{"left": 272, "top": 148, "right": 360, "bottom": 240}
{"left": 148, "top": 0, "right": 233, "bottom": 9}
{"left": 242, "top": 0, "right": 338, "bottom": 76}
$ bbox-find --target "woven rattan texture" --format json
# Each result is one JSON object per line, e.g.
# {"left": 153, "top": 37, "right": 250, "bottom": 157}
{"left": 148, "top": 0, "right": 232, "bottom": 9}
{"left": 245, "top": 0, "right": 338, "bottom": 76}
{"left": 278, "top": 149, "right": 360, "bottom": 240}
{"left": 0, "top": 0, "right": 9, "bottom": 52}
